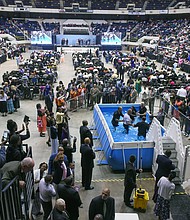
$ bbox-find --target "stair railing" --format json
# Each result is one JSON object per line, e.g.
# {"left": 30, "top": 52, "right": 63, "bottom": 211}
{"left": 165, "top": 117, "right": 185, "bottom": 181}
{"left": 147, "top": 117, "right": 163, "bottom": 175}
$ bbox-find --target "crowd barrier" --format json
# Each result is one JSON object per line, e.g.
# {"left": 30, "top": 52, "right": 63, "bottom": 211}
{"left": 0, "top": 145, "right": 34, "bottom": 220}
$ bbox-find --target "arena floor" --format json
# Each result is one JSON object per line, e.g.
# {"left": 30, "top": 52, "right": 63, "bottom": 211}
{"left": 0, "top": 50, "right": 189, "bottom": 220}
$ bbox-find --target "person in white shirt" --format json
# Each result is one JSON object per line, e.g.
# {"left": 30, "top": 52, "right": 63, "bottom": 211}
{"left": 31, "top": 162, "right": 48, "bottom": 218}
{"left": 154, "top": 172, "right": 176, "bottom": 220}
{"left": 123, "top": 109, "right": 132, "bottom": 134}
{"left": 39, "top": 175, "right": 56, "bottom": 220}
{"left": 177, "top": 87, "right": 187, "bottom": 100}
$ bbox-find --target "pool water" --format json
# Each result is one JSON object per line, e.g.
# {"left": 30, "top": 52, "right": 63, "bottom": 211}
{"left": 100, "top": 107, "right": 150, "bottom": 142}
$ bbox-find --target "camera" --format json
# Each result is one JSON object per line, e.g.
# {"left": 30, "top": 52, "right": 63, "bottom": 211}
{"left": 2, "top": 130, "right": 9, "bottom": 141}
{"left": 23, "top": 115, "right": 30, "bottom": 123}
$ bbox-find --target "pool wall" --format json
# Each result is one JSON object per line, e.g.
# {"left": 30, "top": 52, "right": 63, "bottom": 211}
{"left": 93, "top": 104, "right": 154, "bottom": 170}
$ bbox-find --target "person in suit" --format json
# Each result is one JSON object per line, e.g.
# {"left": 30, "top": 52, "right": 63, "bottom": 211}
{"left": 52, "top": 198, "right": 69, "bottom": 220}
{"left": 133, "top": 116, "right": 149, "bottom": 140}
{"left": 79, "top": 120, "right": 93, "bottom": 147}
{"left": 111, "top": 106, "right": 124, "bottom": 130}
{"left": 45, "top": 91, "right": 53, "bottom": 113}
{"left": 80, "top": 137, "right": 95, "bottom": 190}
{"left": 1, "top": 157, "right": 35, "bottom": 188}
{"left": 57, "top": 176, "right": 82, "bottom": 220}
{"left": 152, "top": 150, "right": 175, "bottom": 202}
{"left": 124, "top": 155, "right": 141, "bottom": 208}
{"left": 53, "top": 152, "right": 67, "bottom": 185}
{"left": 89, "top": 188, "right": 115, "bottom": 220}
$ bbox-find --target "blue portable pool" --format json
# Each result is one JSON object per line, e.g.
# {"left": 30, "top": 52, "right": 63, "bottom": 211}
{"left": 93, "top": 104, "right": 157, "bottom": 171}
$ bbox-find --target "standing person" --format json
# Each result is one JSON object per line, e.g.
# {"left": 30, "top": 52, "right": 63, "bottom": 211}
{"left": 46, "top": 111, "right": 53, "bottom": 147}
{"left": 147, "top": 87, "right": 155, "bottom": 115}
{"left": 133, "top": 116, "right": 149, "bottom": 140}
{"left": 31, "top": 162, "right": 48, "bottom": 219}
{"left": 0, "top": 89, "right": 8, "bottom": 116}
{"left": 48, "top": 147, "right": 68, "bottom": 175}
{"left": 52, "top": 199, "right": 70, "bottom": 220}
{"left": 111, "top": 106, "right": 124, "bottom": 130}
{"left": 89, "top": 188, "right": 115, "bottom": 220}
{"left": 50, "top": 119, "right": 58, "bottom": 154}
{"left": 6, "top": 87, "right": 15, "bottom": 114}
{"left": 124, "top": 155, "right": 141, "bottom": 208}
{"left": 1, "top": 157, "right": 35, "bottom": 188}
{"left": 123, "top": 109, "right": 132, "bottom": 134}
{"left": 57, "top": 177, "right": 82, "bottom": 220}
{"left": 79, "top": 120, "right": 93, "bottom": 147}
{"left": 130, "top": 86, "right": 138, "bottom": 103}
{"left": 39, "top": 175, "right": 56, "bottom": 220}
{"left": 56, "top": 107, "right": 66, "bottom": 144}
{"left": 36, "top": 103, "right": 47, "bottom": 137}
{"left": 52, "top": 152, "right": 68, "bottom": 185}
{"left": 154, "top": 172, "right": 176, "bottom": 220}
{"left": 152, "top": 150, "right": 175, "bottom": 203}
{"left": 135, "top": 78, "right": 142, "bottom": 96}
{"left": 45, "top": 90, "right": 54, "bottom": 113}
{"left": 11, "top": 85, "right": 20, "bottom": 112}
{"left": 156, "top": 108, "right": 165, "bottom": 126}
{"left": 62, "top": 137, "right": 77, "bottom": 164}
{"left": 80, "top": 137, "right": 95, "bottom": 190}
{"left": 137, "top": 102, "right": 147, "bottom": 118}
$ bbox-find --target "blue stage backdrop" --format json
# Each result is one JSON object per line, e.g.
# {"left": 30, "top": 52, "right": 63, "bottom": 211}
{"left": 31, "top": 31, "right": 52, "bottom": 45}
{"left": 56, "top": 34, "right": 96, "bottom": 46}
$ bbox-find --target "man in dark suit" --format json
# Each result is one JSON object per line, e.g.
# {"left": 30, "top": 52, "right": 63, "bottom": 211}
{"left": 57, "top": 176, "right": 82, "bottom": 220}
{"left": 79, "top": 120, "right": 93, "bottom": 147}
{"left": 152, "top": 149, "right": 175, "bottom": 202}
{"left": 80, "top": 137, "right": 95, "bottom": 190}
{"left": 89, "top": 188, "right": 115, "bottom": 220}
{"left": 45, "top": 91, "right": 53, "bottom": 113}
{"left": 1, "top": 157, "right": 35, "bottom": 188}
{"left": 124, "top": 155, "right": 141, "bottom": 208}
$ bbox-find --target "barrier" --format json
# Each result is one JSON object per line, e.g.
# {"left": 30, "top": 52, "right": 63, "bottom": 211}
{"left": 147, "top": 117, "right": 164, "bottom": 175}
{"left": 165, "top": 117, "right": 185, "bottom": 181}
{"left": 0, "top": 145, "right": 34, "bottom": 220}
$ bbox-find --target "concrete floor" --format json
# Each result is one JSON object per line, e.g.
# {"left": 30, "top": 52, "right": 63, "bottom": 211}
{"left": 0, "top": 51, "right": 176, "bottom": 220}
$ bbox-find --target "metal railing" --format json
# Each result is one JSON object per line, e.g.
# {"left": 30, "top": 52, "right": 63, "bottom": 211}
{"left": 0, "top": 145, "right": 34, "bottom": 220}
{"left": 165, "top": 117, "right": 185, "bottom": 181}
{"left": 147, "top": 117, "right": 164, "bottom": 175}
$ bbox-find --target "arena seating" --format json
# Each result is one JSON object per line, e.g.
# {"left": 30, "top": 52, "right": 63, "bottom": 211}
{"left": 21, "top": 0, "right": 32, "bottom": 6}
{"left": 2, "top": 0, "right": 190, "bottom": 9}
{"left": 13, "top": 19, "right": 41, "bottom": 35}
{"left": 91, "top": 0, "right": 117, "bottom": 10}
{"left": 35, "top": 0, "right": 60, "bottom": 8}
{"left": 0, "top": 18, "right": 24, "bottom": 38}
{"left": 146, "top": 0, "right": 172, "bottom": 10}
{"left": 119, "top": 0, "right": 144, "bottom": 9}
{"left": 110, "top": 21, "right": 138, "bottom": 39}
{"left": 91, "top": 22, "right": 109, "bottom": 35}
{"left": 64, "top": 0, "right": 88, "bottom": 7}
{"left": 42, "top": 22, "right": 60, "bottom": 34}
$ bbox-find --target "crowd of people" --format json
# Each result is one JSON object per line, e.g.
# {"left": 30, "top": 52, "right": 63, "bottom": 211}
{"left": 0, "top": 42, "right": 190, "bottom": 220}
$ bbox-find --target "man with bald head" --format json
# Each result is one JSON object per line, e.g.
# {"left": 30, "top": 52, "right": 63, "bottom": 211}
{"left": 52, "top": 198, "right": 69, "bottom": 220}
{"left": 79, "top": 120, "right": 93, "bottom": 147}
{"left": 1, "top": 157, "right": 35, "bottom": 188}
{"left": 89, "top": 188, "right": 115, "bottom": 220}
{"left": 80, "top": 137, "right": 95, "bottom": 190}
